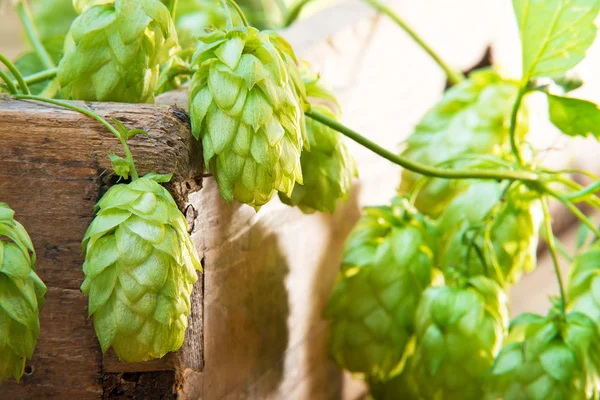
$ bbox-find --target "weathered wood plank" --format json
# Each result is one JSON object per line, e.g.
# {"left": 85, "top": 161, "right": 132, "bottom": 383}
{"left": 0, "top": 98, "right": 204, "bottom": 398}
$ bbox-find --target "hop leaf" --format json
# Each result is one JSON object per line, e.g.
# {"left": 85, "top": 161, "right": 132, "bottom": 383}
{"left": 279, "top": 68, "right": 357, "bottom": 213}
{"left": 485, "top": 311, "right": 600, "bottom": 399}
{"left": 324, "top": 198, "right": 436, "bottom": 380}
{"left": 0, "top": 203, "right": 47, "bottom": 383}
{"left": 80, "top": 177, "right": 202, "bottom": 362}
{"left": 399, "top": 69, "right": 529, "bottom": 217}
{"left": 58, "top": 0, "right": 179, "bottom": 102}
{"left": 413, "top": 276, "right": 509, "bottom": 400}
{"left": 188, "top": 26, "right": 308, "bottom": 209}
{"left": 437, "top": 181, "right": 542, "bottom": 286}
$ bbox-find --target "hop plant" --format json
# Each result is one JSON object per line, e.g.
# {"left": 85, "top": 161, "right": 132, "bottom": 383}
{"left": 437, "top": 181, "right": 542, "bottom": 286}
{"left": 413, "top": 276, "right": 508, "bottom": 400}
{"left": 567, "top": 242, "right": 600, "bottom": 324}
{"left": 367, "top": 355, "right": 421, "bottom": 400}
{"left": 399, "top": 68, "right": 529, "bottom": 217}
{"left": 58, "top": 0, "right": 179, "bottom": 103}
{"left": 189, "top": 26, "right": 308, "bottom": 209}
{"left": 80, "top": 176, "right": 202, "bottom": 362}
{"left": 0, "top": 203, "right": 46, "bottom": 383}
{"left": 171, "top": 0, "right": 231, "bottom": 48}
{"left": 279, "top": 68, "right": 357, "bottom": 213}
{"left": 485, "top": 311, "right": 600, "bottom": 400}
{"left": 324, "top": 198, "right": 435, "bottom": 380}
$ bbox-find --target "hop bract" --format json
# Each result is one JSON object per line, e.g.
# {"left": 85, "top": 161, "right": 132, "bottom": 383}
{"left": 438, "top": 181, "right": 542, "bottom": 286}
{"left": 0, "top": 203, "right": 46, "bottom": 383}
{"left": 279, "top": 68, "right": 357, "bottom": 213}
{"left": 567, "top": 242, "right": 600, "bottom": 324}
{"left": 325, "top": 198, "right": 435, "bottom": 380}
{"left": 58, "top": 0, "right": 179, "bottom": 103}
{"left": 399, "top": 68, "right": 529, "bottom": 217}
{"left": 413, "top": 276, "right": 508, "bottom": 400}
{"left": 485, "top": 311, "right": 600, "bottom": 400}
{"left": 189, "top": 26, "right": 308, "bottom": 209}
{"left": 367, "top": 355, "right": 420, "bottom": 400}
{"left": 80, "top": 177, "right": 202, "bottom": 362}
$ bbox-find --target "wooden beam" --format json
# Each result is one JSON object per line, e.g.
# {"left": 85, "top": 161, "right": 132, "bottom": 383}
{"left": 0, "top": 97, "right": 204, "bottom": 397}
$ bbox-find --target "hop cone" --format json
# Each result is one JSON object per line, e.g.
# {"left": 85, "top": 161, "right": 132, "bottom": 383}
{"left": 567, "top": 242, "right": 600, "bottom": 324}
{"left": 58, "top": 0, "right": 179, "bottom": 103}
{"left": 438, "top": 181, "right": 542, "bottom": 286}
{"left": 413, "top": 276, "right": 509, "bottom": 400}
{"left": 324, "top": 198, "right": 435, "bottom": 380}
{"left": 81, "top": 177, "right": 202, "bottom": 362}
{"left": 367, "top": 355, "right": 421, "bottom": 400}
{"left": 189, "top": 26, "right": 308, "bottom": 209}
{"left": 0, "top": 203, "right": 46, "bottom": 382}
{"left": 399, "top": 68, "right": 529, "bottom": 217}
{"left": 279, "top": 69, "right": 357, "bottom": 213}
{"left": 485, "top": 311, "right": 600, "bottom": 400}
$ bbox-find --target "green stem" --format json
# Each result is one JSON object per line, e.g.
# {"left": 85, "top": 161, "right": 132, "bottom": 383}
{"left": 14, "top": 0, "right": 55, "bottom": 70}
{"left": 283, "top": 0, "right": 314, "bottom": 27}
{"left": 0, "top": 70, "right": 17, "bottom": 94}
{"left": 220, "top": 0, "right": 234, "bottom": 30}
{"left": 564, "top": 179, "right": 600, "bottom": 202}
{"left": 306, "top": 110, "right": 539, "bottom": 182}
{"left": 0, "top": 53, "right": 30, "bottom": 94}
{"left": 541, "top": 196, "right": 567, "bottom": 315}
{"left": 226, "top": 0, "right": 249, "bottom": 27}
{"left": 363, "top": 0, "right": 465, "bottom": 85}
{"left": 14, "top": 95, "right": 139, "bottom": 180}
{"left": 23, "top": 67, "right": 57, "bottom": 86}
{"left": 167, "top": 0, "right": 179, "bottom": 19}
{"left": 544, "top": 185, "right": 600, "bottom": 238}
{"left": 509, "top": 86, "right": 526, "bottom": 166}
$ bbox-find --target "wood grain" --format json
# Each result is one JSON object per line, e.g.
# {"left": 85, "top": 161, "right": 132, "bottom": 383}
{"left": 0, "top": 98, "right": 204, "bottom": 398}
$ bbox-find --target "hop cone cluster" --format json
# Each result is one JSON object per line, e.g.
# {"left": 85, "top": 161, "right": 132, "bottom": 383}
{"left": 399, "top": 68, "right": 529, "bottom": 217}
{"left": 567, "top": 242, "right": 600, "bottom": 324}
{"left": 0, "top": 203, "right": 46, "bottom": 382}
{"left": 189, "top": 26, "right": 308, "bottom": 209}
{"left": 412, "top": 276, "right": 508, "bottom": 400}
{"left": 324, "top": 198, "right": 435, "bottom": 379}
{"left": 485, "top": 311, "right": 600, "bottom": 399}
{"left": 81, "top": 177, "right": 202, "bottom": 362}
{"left": 437, "top": 181, "right": 542, "bottom": 286}
{"left": 58, "top": 0, "right": 179, "bottom": 103}
{"left": 279, "top": 68, "right": 357, "bottom": 213}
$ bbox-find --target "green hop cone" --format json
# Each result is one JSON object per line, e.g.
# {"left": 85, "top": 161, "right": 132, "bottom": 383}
{"left": 485, "top": 311, "right": 600, "bottom": 400}
{"left": 279, "top": 68, "right": 357, "bottom": 213}
{"left": 567, "top": 241, "right": 600, "bottom": 324}
{"left": 399, "top": 68, "right": 529, "bottom": 217}
{"left": 169, "top": 0, "right": 233, "bottom": 48}
{"left": 324, "top": 198, "right": 436, "bottom": 380}
{"left": 58, "top": 0, "right": 179, "bottom": 102}
{"left": 80, "top": 176, "right": 202, "bottom": 362}
{"left": 438, "top": 181, "right": 542, "bottom": 286}
{"left": 413, "top": 276, "right": 509, "bottom": 400}
{"left": 367, "top": 355, "right": 421, "bottom": 400}
{"left": 189, "top": 26, "right": 308, "bottom": 209}
{"left": 0, "top": 203, "right": 47, "bottom": 383}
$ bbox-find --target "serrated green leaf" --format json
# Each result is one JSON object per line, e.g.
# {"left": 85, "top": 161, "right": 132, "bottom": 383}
{"left": 513, "top": 0, "right": 600, "bottom": 80}
{"left": 108, "top": 153, "right": 130, "bottom": 179}
{"left": 548, "top": 94, "right": 600, "bottom": 139}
